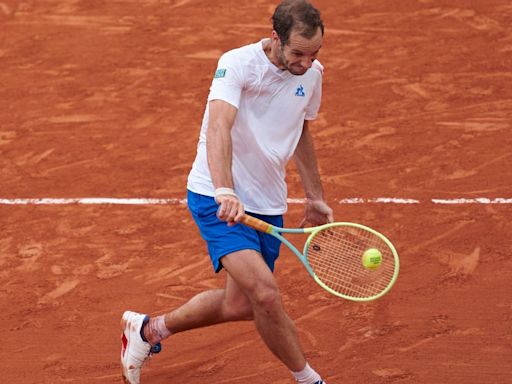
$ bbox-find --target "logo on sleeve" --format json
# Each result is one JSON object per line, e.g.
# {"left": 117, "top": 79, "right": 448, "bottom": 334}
{"left": 214, "top": 68, "right": 227, "bottom": 79}
{"left": 295, "top": 85, "right": 305, "bottom": 97}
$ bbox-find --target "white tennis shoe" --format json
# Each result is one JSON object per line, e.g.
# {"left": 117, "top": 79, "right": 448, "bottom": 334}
{"left": 121, "top": 311, "right": 161, "bottom": 384}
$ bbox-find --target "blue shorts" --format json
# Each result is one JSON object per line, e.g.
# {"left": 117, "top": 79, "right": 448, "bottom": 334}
{"left": 187, "top": 190, "right": 283, "bottom": 273}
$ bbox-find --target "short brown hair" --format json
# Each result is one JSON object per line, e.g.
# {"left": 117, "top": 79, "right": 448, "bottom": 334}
{"left": 271, "top": 0, "right": 324, "bottom": 46}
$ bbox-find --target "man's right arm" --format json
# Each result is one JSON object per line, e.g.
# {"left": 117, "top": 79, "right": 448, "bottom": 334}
{"left": 206, "top": 99, "right": 245, "bottom": 225}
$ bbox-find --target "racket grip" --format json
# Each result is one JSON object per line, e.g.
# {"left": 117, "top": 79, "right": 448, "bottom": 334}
{"left": 240, "top": 214, "right": 273, "bottom": 233}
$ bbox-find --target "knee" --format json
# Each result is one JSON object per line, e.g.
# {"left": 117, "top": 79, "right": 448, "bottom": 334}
{"left": 251, "top": 283, "right": 282, "bottom": 315}
{"left": 224, "top": 283, "right": 282, "bottom": 320}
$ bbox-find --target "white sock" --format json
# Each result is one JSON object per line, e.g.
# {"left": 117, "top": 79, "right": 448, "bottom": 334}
{"left": 145, "top": 315, "right": 171, "bottom": 344}
{"left": 292, "top": 362, "right": 323, "bottom": 384}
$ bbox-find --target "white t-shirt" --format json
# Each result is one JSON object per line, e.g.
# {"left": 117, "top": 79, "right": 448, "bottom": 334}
{"left": 187, "top": 39, "right": 323, "bottom": 215}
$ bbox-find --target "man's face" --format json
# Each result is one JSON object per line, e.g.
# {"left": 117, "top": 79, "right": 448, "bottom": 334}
{"left": 276, "top": 27, "right": 323, "bottom": 76}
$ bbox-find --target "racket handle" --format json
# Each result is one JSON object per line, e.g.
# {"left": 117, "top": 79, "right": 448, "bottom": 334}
{"left": 240, "top": 214, "right": 273, "bottom": 233}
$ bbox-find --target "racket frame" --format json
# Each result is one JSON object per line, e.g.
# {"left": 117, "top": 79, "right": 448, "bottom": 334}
{"left": 241, "top": 215, "right": 399, "bottom": 302}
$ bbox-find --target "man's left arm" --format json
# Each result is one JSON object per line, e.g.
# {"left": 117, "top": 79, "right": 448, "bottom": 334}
{"left": 293, "top": 120, "right": 334, "bottom": 226}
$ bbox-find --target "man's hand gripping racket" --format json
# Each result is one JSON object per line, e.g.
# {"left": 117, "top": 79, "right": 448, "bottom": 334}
{"left": 240, "top": 214, "right": 399, "bottom": 301}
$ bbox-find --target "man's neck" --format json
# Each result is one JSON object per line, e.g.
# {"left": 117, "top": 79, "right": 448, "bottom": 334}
{"left": 262, "top": 38, "right": 284, "bottom": 70}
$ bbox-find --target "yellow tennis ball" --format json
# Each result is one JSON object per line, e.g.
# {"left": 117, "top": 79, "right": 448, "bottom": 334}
{"left": 362, "top": 248, "right": 382, "bottom": 269}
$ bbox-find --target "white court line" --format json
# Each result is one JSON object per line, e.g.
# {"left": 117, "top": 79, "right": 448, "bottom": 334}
{"left": 0, "top": 198, "right": 185, "bottom": 205}
{"left": 337, "top": 198, "right": 420, "bottom": 204}
{"left": 0, "top": 197, "right": 511, "bottom": 205}
{"left": 431, "top": 198, "right": 512, "bottom": 204}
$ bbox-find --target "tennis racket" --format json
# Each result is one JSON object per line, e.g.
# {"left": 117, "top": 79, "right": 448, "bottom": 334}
{"left": 240, "top": 214, "right": 399, "bottom": 301}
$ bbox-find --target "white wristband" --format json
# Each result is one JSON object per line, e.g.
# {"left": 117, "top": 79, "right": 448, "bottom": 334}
{"left": 214, "top": 187, "right": 238, "bottom": 201}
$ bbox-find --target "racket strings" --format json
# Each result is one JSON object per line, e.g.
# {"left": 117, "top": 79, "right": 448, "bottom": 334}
{"left": 307, "top": 226, "right": 397, "bottom": 299}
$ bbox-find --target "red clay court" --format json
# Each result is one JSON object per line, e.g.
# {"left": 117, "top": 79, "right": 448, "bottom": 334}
{"left": 1, "top": 1, "right": 511, "bottom": 383}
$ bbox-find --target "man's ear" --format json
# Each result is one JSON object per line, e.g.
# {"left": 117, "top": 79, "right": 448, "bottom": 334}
{"left": 270, "top": 30, "right": 280, "bottom": 45}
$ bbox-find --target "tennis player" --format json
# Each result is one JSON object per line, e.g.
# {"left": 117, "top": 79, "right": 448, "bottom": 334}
{"left": 121, "top": 1, "right": 332, "bottom": 383}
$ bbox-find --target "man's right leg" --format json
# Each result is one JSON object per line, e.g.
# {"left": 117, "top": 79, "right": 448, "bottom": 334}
{"left": 161, "top": 253, "right": 326, "bottom": 382}
{"left": 122, "top": 249, "right": 324, "bottom": 383}
{"left": 143, "top": 248, "right": 307, "bottom": 371}
{"left": 220, "top": 249, "right": 307, "bottom": 372}
{"left": 155, "top": 248, "right": 308, "bottom": 371}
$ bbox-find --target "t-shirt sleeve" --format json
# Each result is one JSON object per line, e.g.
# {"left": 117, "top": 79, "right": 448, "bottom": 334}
{"left": 304, "top": 60, "right": 324, "bottom": 120}
{"left": 207, "top": 52, "right": 244, "bottom": 109}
